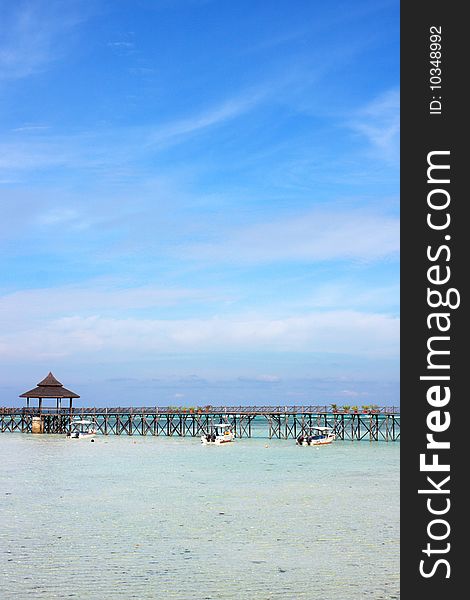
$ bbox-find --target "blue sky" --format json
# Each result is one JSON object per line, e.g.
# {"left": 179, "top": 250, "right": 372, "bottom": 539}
{"left": 0, "top": 0, "right": 399, "bottom": 406}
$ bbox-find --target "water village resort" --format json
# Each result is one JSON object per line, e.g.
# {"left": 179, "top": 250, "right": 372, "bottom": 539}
{"left": 0, "top": 372, "right": 400, "bottom": 443}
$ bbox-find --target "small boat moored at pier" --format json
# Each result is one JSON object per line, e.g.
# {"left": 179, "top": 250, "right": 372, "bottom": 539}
{"left": 201, "top": 423, "right": 234, "bottom": 445}
{"left": 296, "top": 426, "right": 336, "bottom": 446}
{"left": 67, "top": 419, "right": 97, "bottom": 440}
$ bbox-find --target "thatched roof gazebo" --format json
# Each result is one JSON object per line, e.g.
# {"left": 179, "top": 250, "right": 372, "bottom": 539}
{"left": 20, "top": 372, "right": 80, "bottom": 411}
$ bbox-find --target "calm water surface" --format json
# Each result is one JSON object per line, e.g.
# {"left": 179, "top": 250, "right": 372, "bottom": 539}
{"left": 0, "top": 434, "right": 399, "bottom": 599}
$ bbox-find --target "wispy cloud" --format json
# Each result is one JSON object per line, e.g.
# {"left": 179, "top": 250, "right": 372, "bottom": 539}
{"left": 0, "top": 283, "right": 221, "bottom": 325}
{"left": 0, "top": 1, "right": 86, "bottom": 80}
{"left": 238, "top": 374, "right": 281, "bottom": 383}
{"left": 183, "top": 207, "right": 399, "bottom": 264}
{"left": 347, "top": 88, "right": 399, "bottom": 161}
{"left": 11, "top": 124, "right": 49, "bottom": 133}
{"left": 37, "top": 208, "right": 80, "bottom": 226}
{"left": 0, "top": 309, "right": 399, "bottom": 361}
{"left": 339, "top": 389, "right": 371, "bottom": 398}
{"left": 145, "top": 91, "right": 266, "bottom": 148}
{"left": 106, "top": 33, "right": 136, "bottom": 55}
{"left": 0, "top": 90, "right": 265, "bottom": 176}
{"left": 107, "top": 42, "right": 134, "bottom": 49}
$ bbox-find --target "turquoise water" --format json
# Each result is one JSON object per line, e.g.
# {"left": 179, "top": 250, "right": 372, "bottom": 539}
{"left": 0, "top": 434, "right": 399, "bottom": 599}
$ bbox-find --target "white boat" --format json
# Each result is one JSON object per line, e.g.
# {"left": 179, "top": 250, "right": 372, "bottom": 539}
{"left": 296, "top": 426, "right": 336, "bottom": 446}
{"left": 201, "top": 423, "right": 235, "bottom": 445}
{"left": 67, "top": 419, "right": 97, "bottom": 440}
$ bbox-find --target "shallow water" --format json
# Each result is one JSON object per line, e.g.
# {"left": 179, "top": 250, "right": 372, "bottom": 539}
{"left": 0, "top": 434, "right": 399, "bottom": 599}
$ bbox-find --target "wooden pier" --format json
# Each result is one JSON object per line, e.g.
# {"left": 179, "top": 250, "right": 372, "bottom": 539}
{"left": 0, "top": 406, "right": 400, "bottom": 441}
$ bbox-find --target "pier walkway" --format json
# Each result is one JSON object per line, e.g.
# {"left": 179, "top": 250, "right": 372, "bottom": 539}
{"left": 0, "top": 406, "right": 400, "bottom": 441}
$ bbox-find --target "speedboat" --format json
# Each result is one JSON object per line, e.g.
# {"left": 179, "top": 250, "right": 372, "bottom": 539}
{"left": 296, "top": 426, "right": 335, "bottom": 446}
{"left": 201, "top": 423, "right": 234, "bottom": 445}
{"left": 67, "top": 419, "right": 97, "bottom": 440}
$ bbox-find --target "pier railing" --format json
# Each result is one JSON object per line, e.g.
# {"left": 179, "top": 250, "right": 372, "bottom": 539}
{"left": 0, "top": 405, "right": 400, "bottom": 415}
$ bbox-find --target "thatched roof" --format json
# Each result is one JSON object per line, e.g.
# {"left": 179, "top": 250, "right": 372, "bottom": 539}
{"left": 37, "top": 372, "right": 63, "bottom": 387}
{"left": 19, "top": 372, "right": 80, "bottom": 399}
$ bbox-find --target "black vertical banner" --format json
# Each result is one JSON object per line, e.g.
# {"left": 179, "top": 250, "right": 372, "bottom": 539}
{"left": 401, "top": 2, "right": 464, "bottom": 598}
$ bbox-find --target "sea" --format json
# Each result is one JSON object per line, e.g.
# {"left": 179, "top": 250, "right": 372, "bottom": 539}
{"left": 0, "top": 433, "right": 399, "bottom": 599}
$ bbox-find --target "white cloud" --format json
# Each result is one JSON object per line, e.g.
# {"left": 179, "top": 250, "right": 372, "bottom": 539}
{"left": 107, "top": 42, "right": 134, "bottom": 49}
{"left": 253, "top": 374, "right": 281, "bottom": 383}
{"left": 12, "top": 124, "right": 49, "bottom": 132}
{"left": 0, "top": 284, "right": 217, "bottom": 326}
{"left": 0, "top": 310, "right": 399, "bottom": 361}
{"left": 348, "top": 89, "right": 399, "bottom": 161}
{"left": 184, "top": 208, "right": 399, "bottom": 264}
{"left": 290, "top": 280, "right": 400, "bottom": 313}
{"left": 0, "top": 138, "right": 75, "bottom": 171}
{"left": 0, "top": 90, "right": 265, "bottom": 175}
{"left": 37, "top": 208, "right": 80, "bottom": 226}
{"left": 145, "top": 92, "right": 265, "bottom": 148}
{"left": 339, "top": 389, "right": 371, "bottom": 398}
{"left": 0, "top": 1, "right": 86, "bottom": 80}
